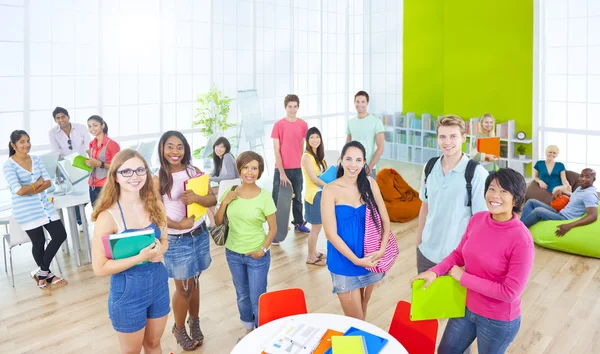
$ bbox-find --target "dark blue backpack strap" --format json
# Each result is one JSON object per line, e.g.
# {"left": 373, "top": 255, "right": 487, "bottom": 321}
{"left": 464, "top": 159, "right": 480, "bottom": 208}
{"left": 423, "top": 157, "right": 441, "bottom": 200}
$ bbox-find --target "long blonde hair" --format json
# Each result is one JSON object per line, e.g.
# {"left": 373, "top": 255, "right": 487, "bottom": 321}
{"left": 91, "top": 149, "right": 166, "bottom": 227}
{"left": 478, "top": 113, "right": 495, "bottom": 137}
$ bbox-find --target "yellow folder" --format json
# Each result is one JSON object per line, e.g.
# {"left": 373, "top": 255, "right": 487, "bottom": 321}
{"left": 410, "top": 275, "right": 467, "bottom": 321}
{"left": 331, "top": 336, "right": 366, "bottom": 354}
{"left": 184, "top": 173, "right": 209, "bottom": 221}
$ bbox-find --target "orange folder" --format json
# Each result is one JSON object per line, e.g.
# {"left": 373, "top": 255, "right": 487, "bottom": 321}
{"left": 313, "top": 329, "right": 344, "bottom": 354}
{"left": 476, "top": 137, "right": 500, "bottom": 159}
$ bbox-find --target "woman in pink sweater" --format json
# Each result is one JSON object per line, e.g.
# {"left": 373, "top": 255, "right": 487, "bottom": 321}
{"left": 411, "top": 168, "right": 534, "bottom": 354}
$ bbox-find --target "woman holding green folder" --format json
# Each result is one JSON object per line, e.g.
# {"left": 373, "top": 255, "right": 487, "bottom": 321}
{"left": 91, "top": 149, "right": 169, "bottom": 354}
{"left": 154, "top": 131, "right": 217, "bottom": 351}
{"left": 86, "top": 115, "right": 120, "bottom": 206}
{"left": 411, "top": 168, "right": 534, "bottom": 353}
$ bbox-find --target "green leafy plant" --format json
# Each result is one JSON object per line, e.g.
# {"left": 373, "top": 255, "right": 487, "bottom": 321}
{"left": 516, "top": 145, "right": 527, "bottom": 156}
{"left": 192, "top": 83, "right": 237, "bottom": 159}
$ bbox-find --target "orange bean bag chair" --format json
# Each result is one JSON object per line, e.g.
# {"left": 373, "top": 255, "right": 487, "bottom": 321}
{"left": 375, "top": 168, "right": 422, "bottom": 223}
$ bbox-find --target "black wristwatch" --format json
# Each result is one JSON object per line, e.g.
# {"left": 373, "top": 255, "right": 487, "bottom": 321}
{"left": 100, "top": 161, "right": 105, "bottom": 169}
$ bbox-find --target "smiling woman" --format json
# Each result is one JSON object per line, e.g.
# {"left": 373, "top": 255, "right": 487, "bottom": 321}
{"left": 214, "top": 151, "right": 277, "bottom": 340}
{"left": 411, "top": 168, "right": 533, "bottom": 353}
{"left": 86, "top": 115, "right": 121, "bottom": 206}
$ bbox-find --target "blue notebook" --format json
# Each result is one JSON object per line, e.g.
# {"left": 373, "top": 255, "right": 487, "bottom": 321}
{"left": 324, "top": 326, "right": 388, "bottom": 354}
{"left": 319, "top": 165, "right": 338, "bottom": 184}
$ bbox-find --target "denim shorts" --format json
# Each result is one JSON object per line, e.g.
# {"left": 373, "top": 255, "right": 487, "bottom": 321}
{"left": 330, "top": 271, "right": 385, "bottom": 294}
{"left": 164, "top": 228, "right": 212, "bottom": 280}
{"left": 108, "top": 262, "right": 170, "bottom": 333}
{"left": 304, "top": 191, "right": 322, "bottom": 225}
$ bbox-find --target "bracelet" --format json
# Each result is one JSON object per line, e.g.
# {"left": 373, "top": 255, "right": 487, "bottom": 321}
{"left": 31, "top": 184, "right": 37, "bottom": 193}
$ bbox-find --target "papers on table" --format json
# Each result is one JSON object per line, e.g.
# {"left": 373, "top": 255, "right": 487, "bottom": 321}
{"left": 263, "top": 319, "right": 327, "bottom": 354}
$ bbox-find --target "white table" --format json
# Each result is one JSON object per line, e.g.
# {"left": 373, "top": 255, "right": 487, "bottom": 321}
{"left": 50, "top": 182, "right": 91, "bottom": 266}
{"left": 231, "top": 313, "right": 407, "bottom": 354}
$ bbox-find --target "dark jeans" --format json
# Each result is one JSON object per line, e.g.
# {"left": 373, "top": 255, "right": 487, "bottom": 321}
{"left": 89, "top": 186, "right": 102, "bottom": 207}
{"left": 438, "top": 308, "right": 521, "bottom": 354}
{"left": 25, "top": 220, "right": 67, "bottom": 272}
{"left": 272, "top": 168, "right": 304, "bottom": 225}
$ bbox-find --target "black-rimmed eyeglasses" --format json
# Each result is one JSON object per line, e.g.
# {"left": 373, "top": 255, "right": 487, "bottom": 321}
{"left": 116, "top": 167, "right": 148, "bottom": 177}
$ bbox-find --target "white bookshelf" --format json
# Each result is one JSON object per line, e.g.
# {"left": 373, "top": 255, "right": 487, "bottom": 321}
{"left": 380, "top": 113, "right": 533, "bottom": 177}
{"left": 465, "top": 118, "right": 533, "bottom": 176}
{"left": 381, "top": 113, "right": 442, "bottom": 165}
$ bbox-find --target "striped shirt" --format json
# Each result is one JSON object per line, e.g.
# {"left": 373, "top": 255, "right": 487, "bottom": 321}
{"left": 3, "top": 155, "right": 59, "bottom": 230}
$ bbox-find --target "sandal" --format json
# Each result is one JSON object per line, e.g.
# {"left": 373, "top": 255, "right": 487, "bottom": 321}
{"left": 46, "top": 273, "right": 68, "bottom": 287}
{"left": 187, "top": 316, "right": 204, "bottom": 346}
{"left": 316, "top": 252, "right": 327, "bottom": 259}
{"left": 172, "top": 324, "right": 198, "bottom": 351}
{"left": 306, "top": 258, "right": 326, "bottom": 266}
{"left": 34, "top": 271, "right": 49, "bottom": 290}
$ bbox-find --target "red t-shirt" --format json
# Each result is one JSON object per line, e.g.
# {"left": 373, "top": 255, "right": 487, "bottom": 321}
{"left": 271, "top": 118, "right": 308, "bottom": 169}
{"left": 88, "top": 135, "right": 121, "bottom": 187}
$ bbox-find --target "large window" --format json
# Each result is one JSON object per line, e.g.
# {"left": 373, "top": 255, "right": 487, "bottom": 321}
{"left": 0, "top": 0, "right": 406, "bottom": 189}
{"left": 537, "top": 0, "right": 600, "bottom": 174}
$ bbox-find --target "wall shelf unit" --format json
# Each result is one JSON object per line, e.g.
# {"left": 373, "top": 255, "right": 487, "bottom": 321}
{"left": 380, "top": 113, "right": 533, "bottom": 177}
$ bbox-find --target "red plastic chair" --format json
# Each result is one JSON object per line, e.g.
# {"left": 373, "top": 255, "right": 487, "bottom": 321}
{"left": 258, "top": 288, "right": 308, "bottom": 326}
{"left": 388, "top": 301, "right": 438, "bottom": 354}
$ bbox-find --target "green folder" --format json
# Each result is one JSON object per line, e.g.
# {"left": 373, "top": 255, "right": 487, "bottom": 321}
{"left": 410, "top": 275, "right": 467, "bottom": 321}
{"left": 109, "top": 229, "right": 155, "bottom": 265}
{"left": 72, "top": 155, "right": 92, "bottom": 172}
{"left": 331, "top": 336, "right": 366, "bottom": 354}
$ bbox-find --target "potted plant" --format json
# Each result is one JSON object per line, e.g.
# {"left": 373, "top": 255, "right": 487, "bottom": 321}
{"left": 516, "top": 145, "right": 527, "bottom": 160}
{"left": 192, "top": 83, "right": 237, "bottom": 169}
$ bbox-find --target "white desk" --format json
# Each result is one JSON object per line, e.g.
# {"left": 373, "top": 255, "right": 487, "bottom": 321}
{"left": 50, "top": 182, "right": 91, "bottom": 266}
{"left": 231, "top": 313, "right": 407, "bottom": 354}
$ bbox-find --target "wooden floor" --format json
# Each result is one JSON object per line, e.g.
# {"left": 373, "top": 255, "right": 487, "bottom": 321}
{"left": 1, "top": 161, "right": 600, "bottom": 354}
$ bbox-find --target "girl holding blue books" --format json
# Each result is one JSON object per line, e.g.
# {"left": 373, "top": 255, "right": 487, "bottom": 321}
{"left": 321, "top": 141, "right": 391, "bottom": 320}
{"left": 91, "top": 149, "right": 169, "bottom": 354}
{"left": 411, "top": 168, "right": 533, "bottom": 353}
{"left": 153, "top": 131, "right": 217, "bottom": 351}
{"left": 301, "top": 127, "right": 328, "bottom": 266}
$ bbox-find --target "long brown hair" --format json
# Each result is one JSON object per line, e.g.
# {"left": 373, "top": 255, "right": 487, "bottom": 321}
{"left": 157, "top": 131, "right": 194, "bottom": 198}
{"left": 91, "top": 149, "right": 166, "bottom": 227}
{"left": 305, "top": 127, "right": 327, "bottom": 172}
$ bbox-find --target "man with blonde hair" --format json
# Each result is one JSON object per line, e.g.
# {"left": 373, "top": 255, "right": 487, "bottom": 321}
{"left": 416, "top": 115, "right": 489, "bottom": 273}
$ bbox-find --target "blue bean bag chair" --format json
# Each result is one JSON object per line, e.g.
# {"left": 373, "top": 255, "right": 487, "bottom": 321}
{"left": 529, "top": 215, "right": 600, "bottom": 258}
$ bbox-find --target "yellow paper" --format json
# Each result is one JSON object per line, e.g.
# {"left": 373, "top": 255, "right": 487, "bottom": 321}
{"left": 185, "top": 174, "right": 209, "bottom": 221}
{"left": 331, "top": 336, "right": 366, "bottom": 354}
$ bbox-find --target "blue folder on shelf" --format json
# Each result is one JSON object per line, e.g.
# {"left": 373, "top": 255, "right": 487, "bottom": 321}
{"left": 324, "top": 326, "right": 388, "bottom": 354}
{"left": 318, "top": 165, "right": 338, "bottom": 184}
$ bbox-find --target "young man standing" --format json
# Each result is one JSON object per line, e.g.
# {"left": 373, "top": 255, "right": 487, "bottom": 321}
{"left": 346, "top": 91, "right": 385, "bottom": 178}
{"left": 49, "top": 107, "right": 90, "bottom": 160}
{"left": 416, "top": 115, "right": 489, "bottom": 273}
{"left": 271, "top": 94, "right": 310, "bottom": 241}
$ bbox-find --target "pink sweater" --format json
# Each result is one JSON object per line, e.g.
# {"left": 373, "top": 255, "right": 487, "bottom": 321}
{"left": 430, "top": 211, "right": 534, "bottom": 321}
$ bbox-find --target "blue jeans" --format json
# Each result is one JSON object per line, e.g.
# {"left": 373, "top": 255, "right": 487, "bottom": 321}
{"left": 438, "top": 308, "right": 521, "bottom": 354}
{"left": 272, "top": 168, "right": 304, "bottom": 225}
{"left": 520, "top": 199, "right": 567, "bottom": 228}
{"left": 225, "top": 248, "right": 271, "bottom": 330}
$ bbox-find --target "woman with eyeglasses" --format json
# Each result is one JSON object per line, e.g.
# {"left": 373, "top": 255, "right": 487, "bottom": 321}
{"left": 86, "top": 115, "right": 120, "bottom": 206}
{"left": 4, "top": 130, "right": 68, "bottom": 289}
{"left": 91, "top": 149, "right": 170, "bottom": 354}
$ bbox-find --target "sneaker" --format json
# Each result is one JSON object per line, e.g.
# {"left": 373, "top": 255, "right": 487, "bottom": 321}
{"left": 271, "top": 240, "right": 280, "bottom": 246}
{"left": 295, "top": 222, "right": 310, "bottom": 234}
